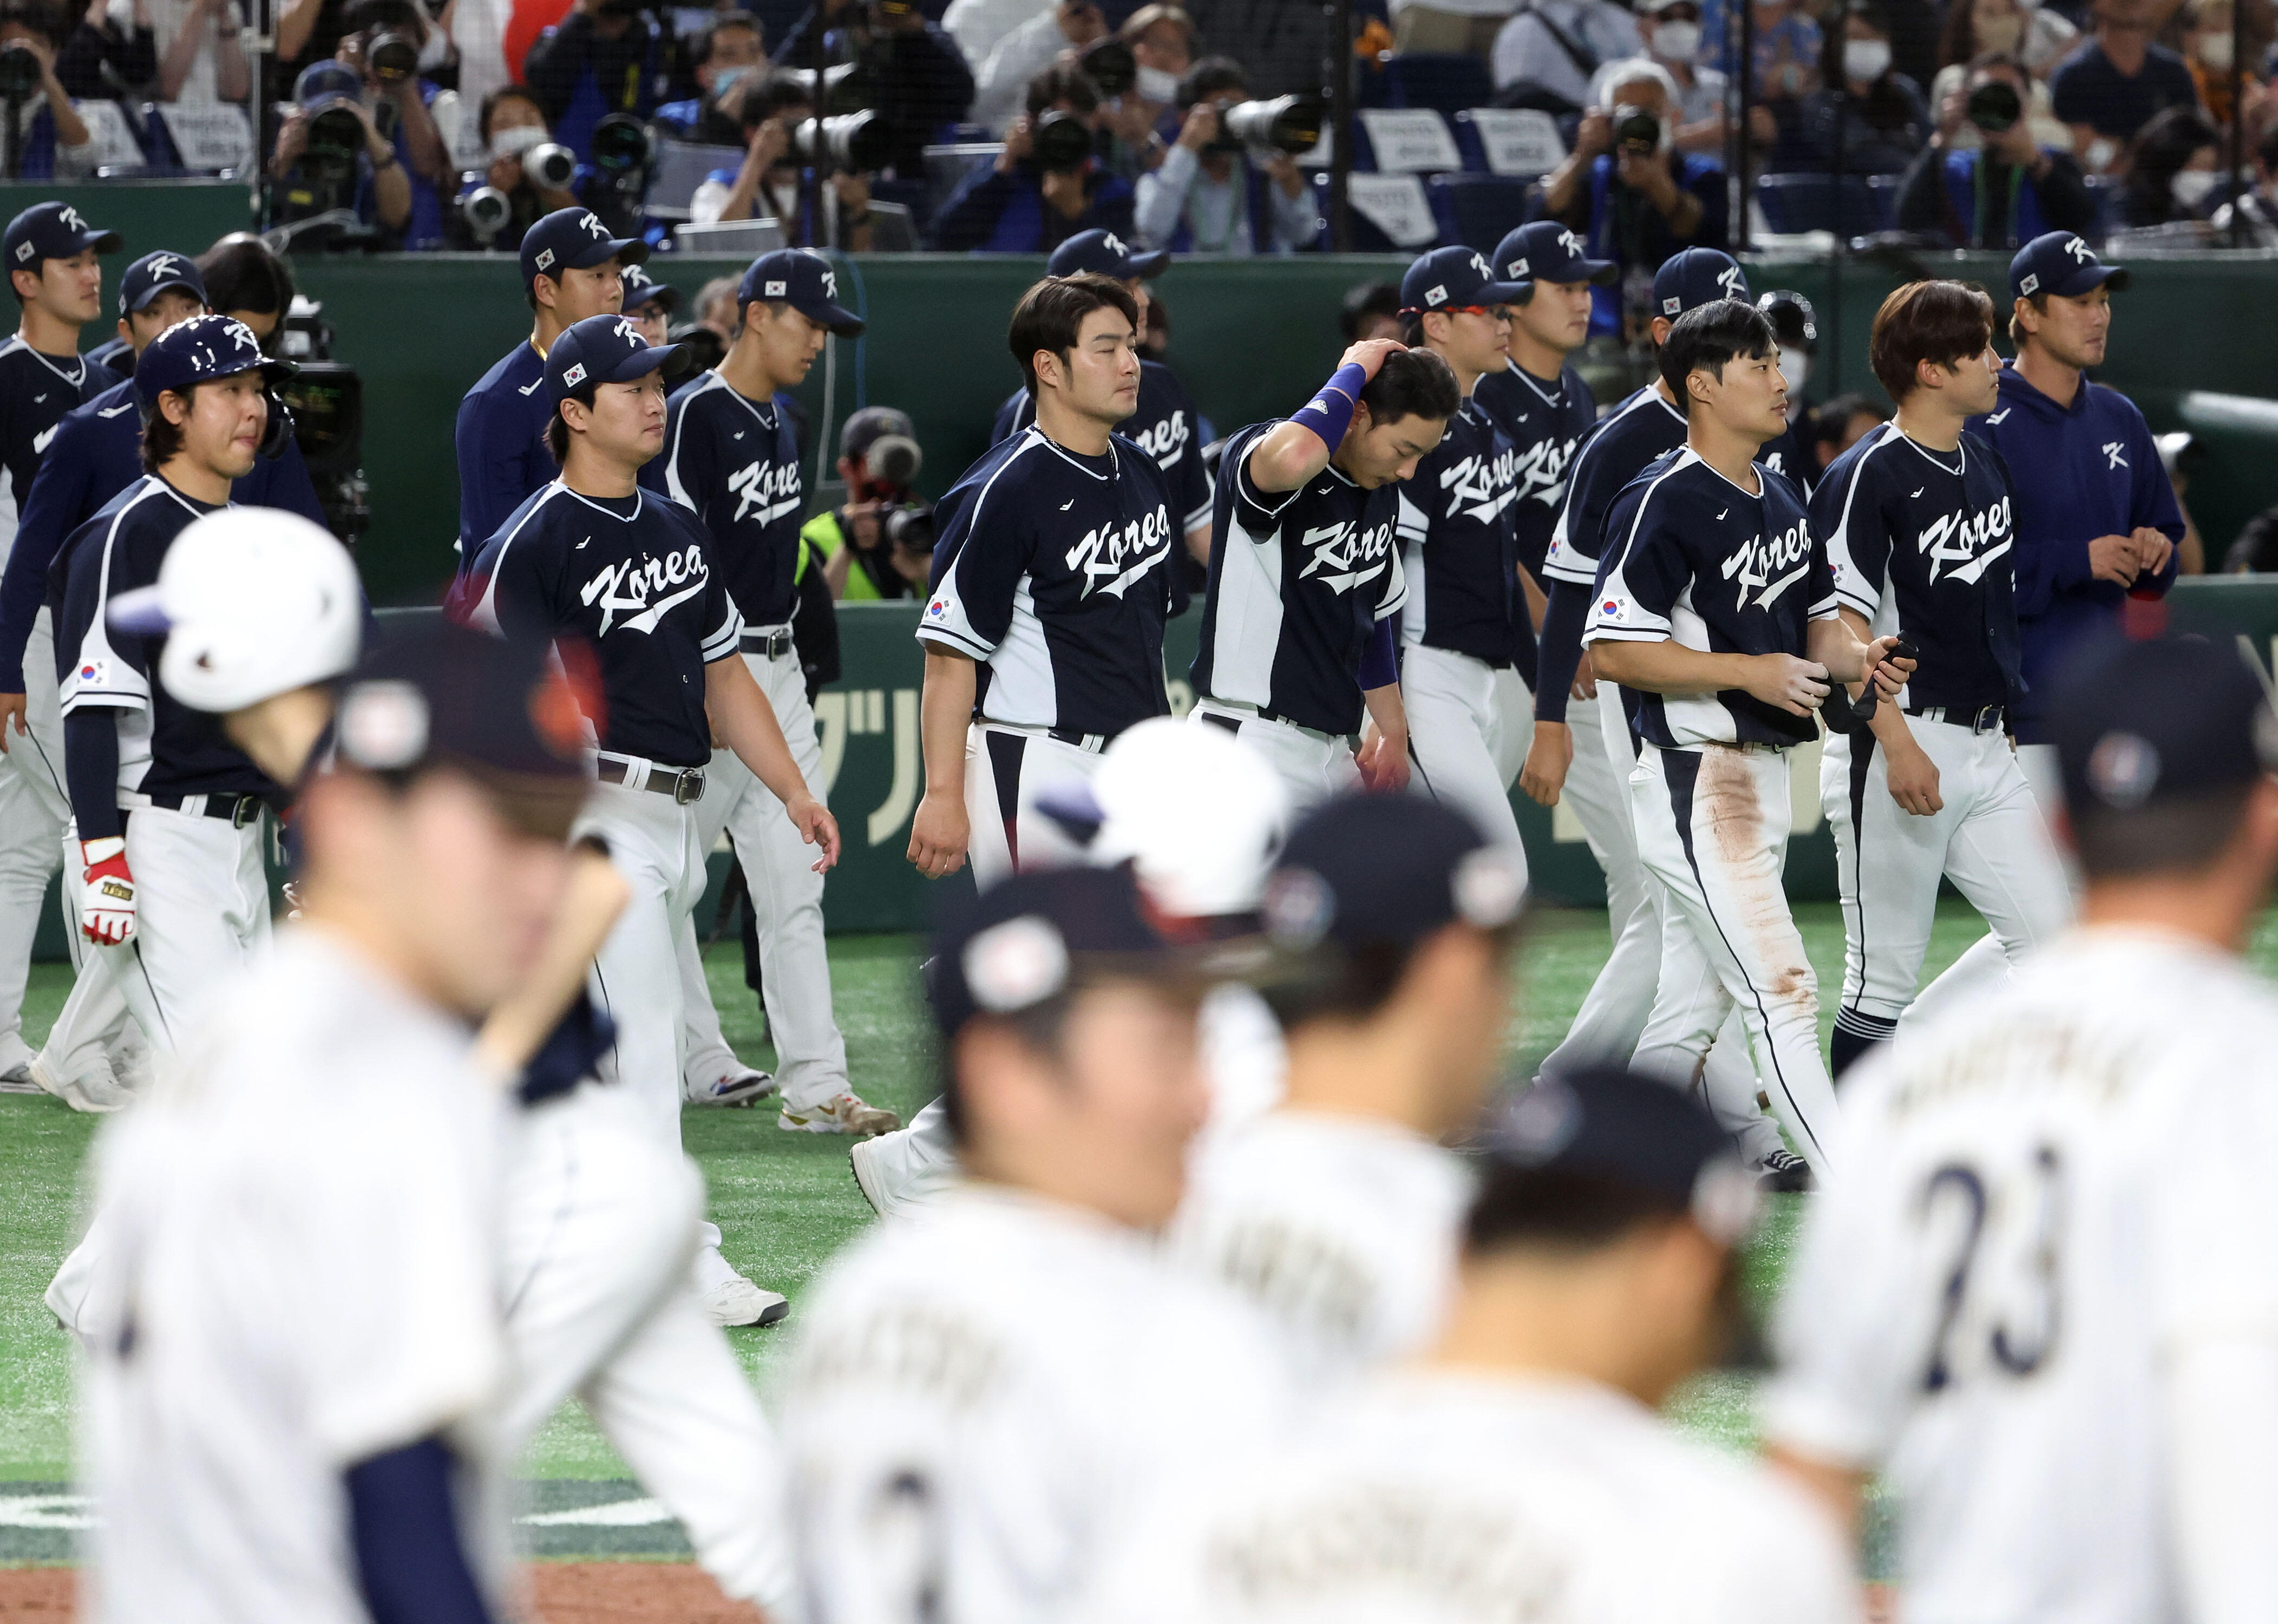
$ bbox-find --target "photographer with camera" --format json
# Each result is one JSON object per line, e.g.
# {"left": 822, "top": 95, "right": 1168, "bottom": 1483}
{"left": 268, "top": 60, "right": 416, "bottom": 239}
{"left": 1898, "top": 50, "right": 2096, "bottom": 246}
{"left": 772, "top": 0, "right": 972, "bottom": 176}
{"left": 1532, "top": 58, "right": 1726, "bottom": 337}
{"left": 689, "top": 70, "right": 878, "bottom": 250}
{"left": 448, "top": 83, "right": 584, "bottom": 251}
{"left": 522, "top": 0, "right": 666, "bottom": 162}
{"left": 56, "top": 0, "right": 156, "bottom": 106}
{"left": 972, "top": 0, "right": 1104, "bottom": 135}
{"left": 1097, "top": 4, "right": 1191, "bottom": 172}
{"left": 140, "top": 0, "right": 246, "bottom": 104}
{"left": 935, "top": 62, "right": 1135, "bottom": 251}
{"left": 1133, "top": 56, "right": 1317, "bottom": 254}
{"left": 653, "top": 10, "right": 765, "bottom": 141}
{"left": 0, "top": 3, "right": 94, "bottom": 180}
{"left": 806, "top": 406, "right": 932, "bottom": 601}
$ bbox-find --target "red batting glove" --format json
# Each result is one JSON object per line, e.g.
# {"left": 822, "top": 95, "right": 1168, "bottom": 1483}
{"left": 80, "top": 837, "right": 137, "bottom": 947}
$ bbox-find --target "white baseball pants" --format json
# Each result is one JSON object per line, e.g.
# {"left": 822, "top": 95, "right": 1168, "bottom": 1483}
{"left": 1400, "top": 644, "right": 1533, "bottom": 853}
{"left": 679, "top": 644, "right": 847, "bottom": 1113}
{"left": 1822, "top": 719, "right": 2071, "bottom": 1045}
{"left": 1190, "top": 705, "right": 1360, "bottom": 814}
{"left": 1628, "top": 741, "right": 1842, "bottom": 1178}
{"left": 496, "top": 1079, "right": 796, "bottom": 1612}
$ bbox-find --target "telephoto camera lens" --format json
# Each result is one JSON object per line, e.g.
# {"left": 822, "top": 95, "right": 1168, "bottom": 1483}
{"left": 1611, "top": 102, "right": 1664, "bottom": 154}
{"left": 793, "top": 109, "right": 893, "bottom": 172}
{"left": 588, "top": 113, "right": 653, "bottom": 174}
{"left": 0, "top": 40, "right": 38, "bottom": 99}
{"left": 526, "top": 140, "right": 578, "bottom": 189}
{"left": 669, "top": 320, "right": 726, "bottom": 375}
{"left": 1079, "top": 36, "right": 1136, "bottom": 96}
{"left": 366, "top": 29, "right": 418, "bottom": 81}
{"left": 1032, "top": 109, "right": 1095, "bottom": 171}
{"left": 885, "top": 502, "right": 936, "bottom": 553}
{"left": 867, "top": 432, "right": 922, "bottom": 488}
{"left": 305, "top": 103, "right": 369, "bottom": 181}
{"left": 460, "top": 185, "right": 512, "bottom": 241}
{"left": 1214, "top": 93, "right": 1326, "bottom": 155}
{"left": 1966, "top": 79, "right": 2024, "bottom": 134}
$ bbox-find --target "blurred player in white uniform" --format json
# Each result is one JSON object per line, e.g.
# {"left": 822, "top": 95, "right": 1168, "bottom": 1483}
{"left": 76, "top": 623, "right": 592, "bottom": 1624}
{"left": 1170, "top": 793, "right": 1521, "bottom": 1385}
{"left": 1092, "top": 1067, "right": 1860, "bottom": 1624}
{"left": 783, "top": 863, "right": 1286, "bottom": 1624}
{"left": 1764, "top": 636, "right": 2278, "bottom": 1623}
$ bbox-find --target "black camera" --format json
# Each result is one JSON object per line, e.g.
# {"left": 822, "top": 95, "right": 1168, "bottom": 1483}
{"left": 1079, "top": 36, "right": 1135, "bottom": 96}
{"left": 366, "top": 28, "right": 418, "bottom": 81}
{"left": 274, "top": 301, "right": 371, "bottom": 542}
{"left": 883, "top": 502, "right": 935, "bottom": 553}
{"left": 1208, "top": 93, "right": 1325, "bottom": 156}
{"left": 0, "top": 38, "right": 38, "bottom": 100}
{"left": 1966, "top": 78, "right": 2023, "bottom": 134}
{"left": 304, "top": 102, "right": 369, "bottom": 182}
{"left": 1033, "top": 108, "right": 1094, "bottom": 171}
{"left": 459, "top": 184, "right": 512, "bottom": 243}
{"left": 588, "top": 112, "right": 652, "bottom": 175}
{"left": 794, "top": 109, "right": 890, "bottom": 171}
{"left": 1611, "top": 102, "right": 1664, "bottom": 155}
{"left": 669, "top": 319, "right": 726, "bottom": 375}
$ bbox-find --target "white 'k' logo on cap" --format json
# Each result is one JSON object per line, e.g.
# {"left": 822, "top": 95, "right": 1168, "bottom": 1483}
{"left": 1425, "top": 283, "right": 1448, "bottom": 306}
{"left": 1557, "top": 228, "right": 1583, "bottom": 256}
{"left": 821, "top": 269, "right": 837, "bottom": 299}
{"left": 2065, "top": 235, "right": 2093, "bottom": 263}
{"left": 613, "top": 317, "right": 640, "bottom": 344}
{"left": 1103, "top": 232, "right": 1127, "bottom": 255}
{"left": 580, "top": 213, "right": 609, "bottom": 239}
{"left": 1468, "top": 251, "right": 1490, "bottom": 279}
{"left": 147, "top": 255, "right": 178, "bottom": 280}
{"left": 1717, "top": 264, "right": 1745, "bottom": 299}
{"left": 60, "top": 205, "right": 87, "bottom": 232}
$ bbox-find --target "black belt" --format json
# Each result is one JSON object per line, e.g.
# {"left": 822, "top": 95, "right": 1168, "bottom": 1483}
{"left": 739, "top": 626, "right": 794, "bottom": 659}
{"left": 143, "top": 792, "right": 265, "bottom": 827}
{"left": 1907, "top": 702, "right": 2007, "bottom": 735}
{"left": 1199, "top": 711, "right": 1241, "bottom": 737}
{"left": 597, "top": 758, "right": 708, "bottom": 804}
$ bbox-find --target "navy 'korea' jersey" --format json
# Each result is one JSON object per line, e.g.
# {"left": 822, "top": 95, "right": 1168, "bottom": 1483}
{"left": 1541, "top": 384, "right": 1688, "bottom": 590}
{"left": 1472, "top": 359, "right": 1596, "bottom": 582}
{"left": 641, "top": 370, "right": 803, "bottom": 628}
{"left": 0, "top": 338, "right": 116, "bottom": 541}
{"left": 992, "top": 359, "right": 1214, "bottom": 538}
{"left": 1395, "top": 396, "right": 1526, "bottom": 669}
{"left": 1586, "top": 449, "right": 1839, "bottom": 750}
{"left": 1815, "top": 423, "right": 2021, "bottom": 713}
{"left": 1192, "top": 421, "right": 1407, "bottom": 738}
{"left": 465, "top": 481, "right": 743, "bottom": 768}
{"left": 56, "top": 476, "right": 282, "bottom": 803}
{"left": 920, "top": 427, "right": 1177, "bottom": 738}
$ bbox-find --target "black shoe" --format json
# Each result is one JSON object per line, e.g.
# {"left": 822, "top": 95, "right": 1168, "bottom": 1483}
{"left": 1758, "top": 1149, "right": 1814, "bottom": 1193}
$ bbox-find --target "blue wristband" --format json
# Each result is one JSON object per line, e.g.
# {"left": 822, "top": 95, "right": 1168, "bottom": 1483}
{"left": 1289, "top": 361, "right": 1368, "bottom": 450}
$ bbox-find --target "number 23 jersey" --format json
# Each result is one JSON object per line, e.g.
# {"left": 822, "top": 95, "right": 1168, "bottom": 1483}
{"left": 1761, "top": 927, "right": 2278, "bottom": 1624}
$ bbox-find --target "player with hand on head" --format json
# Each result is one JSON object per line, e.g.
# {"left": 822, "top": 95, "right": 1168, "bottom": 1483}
{"left": 1189, "top": 338, "right": 1457, "bottom": 808}
{"left": 783, "top": 863, "right": 1287, "bottom": 1624}
{"left": 1764, "top": 636, "right": 2278, "bottom": 1624}
{"left": 906, "top": 273, "right": 1181, "bottom": 883}
{"left": 1171, "top": 793, "right": 1523, "bottom": 1385}
{"left": 1813, "top": 280, "right": 2069, "bottom": 1076}
{"left": 1389, "top": 246, "right": 1535, "bottom": 857}
{"left": 643, "top": 248, "right": 894, "bottom": 1134}
{"left": 1586, "top": 299, "right": 1912, "bottom": 1182}
{"left": 459, "top": 313, "right": 841, "bottom": 1330}
{"left": 1094, "top": 1068, "right": 1860, "bottom": 1624}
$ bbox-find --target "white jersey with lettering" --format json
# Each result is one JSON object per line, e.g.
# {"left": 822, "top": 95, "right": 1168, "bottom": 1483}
{"left": 1089, "top": 1368, "right": 1860, "bottom": 1624}
{"left": 782, "top": 1183, "right": 1288, "bottom": 1624}
{"left": 1763, "top": 926, "right": 2278, "bottom": 1623}
{"left": 1168, "top": 1109, "right": 1474, "bottom": 1386}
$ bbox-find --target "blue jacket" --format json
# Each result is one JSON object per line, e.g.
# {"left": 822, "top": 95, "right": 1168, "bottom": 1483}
{"left": 0, "top": 377, "right": 328, "bottom": 692}
{"left": 1966, "top": 362, "right": 2183, "bottom": 741}
{"left": 1571, "top": 152, "right": 1731, "bottom": 336}
{"left": 932, "top": 163, "right": 1135, "bottom": 253}
{"left": 453, "top": 339, "right": 553, "bottom": 563}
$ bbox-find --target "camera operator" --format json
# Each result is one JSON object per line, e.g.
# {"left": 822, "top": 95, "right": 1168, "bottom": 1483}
{"left": 1533, "top": 57, "right": 1726, "bottom": 337}
{"left": 447, "top": 83, "right": 582, "bottom": 250}
{"left": 804, "top": 405, "right": 931, "bottom": 601}
{"left": 1134, "top": 56, "right": 1315, "bottom": 254}
{"left": 935, "top": 62, "right": 1136, "bottom": 251}
{"left": 1099, "top": 3, "right": 1192, "bottom": 171}
{"left": 521, "top": 0, "right": 666, "bottom": 161}
{"left": 334, "top": 0, "right": 451, "bottom": 185}
{"left": 689, "top": 70, "right": 876, "bottom": 250}
{"left": 773, "top": 0, "right": 973, "bottom": 175}
{"left": 267, "top": 60, "right": 417, "bottom": 240}
{"left": 621, "top": 260, "right": 676, "bottom": 344}
{"left": 56, "top": 0, "right": 156, "bottom": 104}
{"left": 1897, "top": 50, "right": 2094, "bottom": 246}
{"left": 654, "top": 10, "right": 764, "bottom": 141}
{"left": 0, "top": 2, "right": 95, "bottom": 180}
{"left": 972, "top": 0, "right": 1104, "bottom": 135}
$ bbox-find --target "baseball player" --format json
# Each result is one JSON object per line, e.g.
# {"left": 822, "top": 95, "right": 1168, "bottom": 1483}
{"left": 1170, "top": 792, "right": 1522, "bottom": 1386}
{"left": 1755, "top": 289, "right": 1821, "bottom": 492}
{"left": 990, "top": 230, "right": 1214, "bottom": 567}
{"left": 77, "top": 624, "right": 590, "bottom": 1624}
{"left": 905, "top": 272, "right": 1181, "bottom": 885}
{"left": 1388, "top": 245, "right": 1534, "bottom": 854}
{"left": 1813, "top": 280, "right": 2069, "bottom": 1077}
{"left": 1763, "top": 636, "right": 2278, "bottom": 1623}
{"left": 459, "top": 312, "right": 841, "bottom": 1328}
{"left": 643, "top": 248, "right": 895, "bottom": 1134}
{"left": 783, "top": 862, "right": 1287, "bottom": 1624}
{"left": 620, "top": 261, "right": 678, "bottom": 347}
{"left": 1093, "top": 1069, "right": 1861, "bottom": 1624}
{"left": 1585, "top": 299, "right": 1910, "bottom": 1181}
{"left": 1189, "top": 341, "right": 1458, "bottom": 809}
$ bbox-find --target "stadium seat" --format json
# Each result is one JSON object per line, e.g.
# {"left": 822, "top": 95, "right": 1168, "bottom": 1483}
{"left": 1315, "top": 172, "right": 1446, "bottom": 251}
{"left": 1381, "top": 53, "right": 1496, "bottom": 119}
{"left": 1428, "top": 174, "right": 1534, "bottom": 252}
{"left": 1755, "top": 172, "right": 1898, "bottom": 236}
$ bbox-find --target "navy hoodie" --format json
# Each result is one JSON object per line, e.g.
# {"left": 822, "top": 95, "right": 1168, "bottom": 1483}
{"left": 1966, "top": 362, "right": 2181, "bottom": 742}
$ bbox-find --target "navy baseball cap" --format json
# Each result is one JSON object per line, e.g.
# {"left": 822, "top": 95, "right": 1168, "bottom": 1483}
{"left": 520, "top": 206, "right": 649, "bottom": 293}
{"left": 924, "top": 863, "right": 1186, "bottom": 1042}
{"left": 117, "top": 248, "right": 206, "bottom": 317}
{"left": 1400, "top": 245, "right": 1529, "bottom": 316}
{"left": 134, "top": 315, "right": 292, "bottom": 409}
{"left": 2009, "top": 230, "right": 2130, "bottom": 302}
{"left": 620, "top": 263, "right": 679, "bottom": 315}
{"left": 1490, "top": 221, "right": 1616, "bottom": 289}
{"left": 1260, "top": 794, "right": 1526, "bottom": 961}
{"left": 4, "top": 202, "right": 121, "bottom": 281}
{"left": 1046, "top": 227, "right": 1169, "bottom": 281}
{"left": 738, "top": 248, "right": 863, "bottom": 337}
{"left": 544, "top": 313, "right": 687, "bottom": 406}
{"left": 1652, "top": 247, "right": 1749, "bottom": 320}
{"left": 293, "top": 59, "right": 363, "bottom": 114}
{"left": 2053, "top": 636, "right": 2275, "bottom": 818}
{"left": 840, "top": 404, "right": 916, "bottom": 462}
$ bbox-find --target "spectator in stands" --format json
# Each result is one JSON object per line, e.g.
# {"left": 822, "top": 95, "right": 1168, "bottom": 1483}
{"left": 1792, "top": 2, "right": 1931, "bottom": 173}
{"left": 690, "top": 70, "right": 877, "bottom": 248}
{"left": 1134, "top": 55, "right": 1315, "bottom": 254}
{"left": 1703, "top": 0, "right": 1820, "bottom": 116}
{"left": 1492, "top": 0, "right": 1641, "bottom": 114}
{"left": 276, "top": 0, "right": 356, "bottom": 85}
{"left": 694, "top": 272, "right": 739, "bottom": 339}
{"left": 1392, "top": 0, "right": 1516, "bottom": 58}
{"left": 2182, "top": 0, "right": 2269, "bottom": 129}
{"left": 328, "top": 0, "right": 452, "bottom": 240}
{"left": 2115, "top": 101, "right": 2222, "bottom": 222}
{"left": 2210, "top": 119, "right": 2278, "bottom": 238}
{"left": 444, "top": 84, "right": 581, "bottom": 250}
{"left": 2223, "top": 499, "right": 2278, "bottom": 572}
{"left": 522, "top": 0, "right": 666, "bottom": 161}
{"left": 1634, "top": 0, "right": 1770, "bottom": 154}
{"left": 1532, "top": 58, "right": 1726, "bottom": 335}
{"left": 63, "top": 0, "right": 157, "bottom": 101}
{"left": 1899, "top": 51, "right": 2098, "bottom": 243}
{"left": 972, "top": 0, "right": 1106, "bottom": 134}
{"left": 1806, "top": 390, "right": 1888, "bottom": 472}
{"left": 620, "top": 261, "right": 677, "bottom": 344}
{"left": 774, "top": 0, "right": 973, "bottom": 175}
{"left": 1340, "top": 279, "right": 1403, "bottom": 342}
{"left": 131, "top": 0, "right": 245, "bottom": 103}
{"left": 195, "top": 233, "right": 296, "bottom": 348}
{"left": 653, "top": 12, "right": 767, "bottom": 143}
{"left": 2051, "top": 0, "right": 2202, "bottom": 173}
{"left": 934, "top": 62, "right": 1135, "bottom": 250}
{"left": 1100, "top": 3, "right": 1193, "bottom": 172}
{"left": 0, "top": 4, "right": 95, "bottom": 178}
{"left": 1930, "top": 0, "right": 2076, "bottom": 152}
{"left": 268, "top": 60, "right": 415, "bottom": 239}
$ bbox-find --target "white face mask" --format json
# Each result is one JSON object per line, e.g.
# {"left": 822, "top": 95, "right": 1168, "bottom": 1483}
{"left": 1843, "top": 38, "right": 1893, "bottom": 79}
{"left": 2172, "top": 167, "right": 2218, "bottom": 208}
{"left": 709, "top": 62, "right": 752, "bottom": 98}
{"left": 492, "top": 123, "right": 546, "bottom": 161}
{"left": 1653, "top": 19, "right": 1702, "bottom": 60}
{"left": 1778, "top": 345, "right": 1811, "bottom": 397}
{"left": 1136, "top": 63, "right": 1182, "bottom": 101}
{"left": 2198, "top": 32, "right": 2234, "bottom": 68}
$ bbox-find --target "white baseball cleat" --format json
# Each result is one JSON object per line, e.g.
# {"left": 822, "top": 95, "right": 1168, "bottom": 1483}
{"left": 779, "top": 1091, "right": 901, "bottom": 1138}
{"left": 31, "top": 1056, "right": 131, "bottom": 1114}
{"left": 689, "top": 1068, "right": 778, "bottom": 1108}
{"left": 701, "top": 1274, "right": 790, "bottom": 1328}
{"left": 849, "top": 1136, "right": 888, "bottom": 1214}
